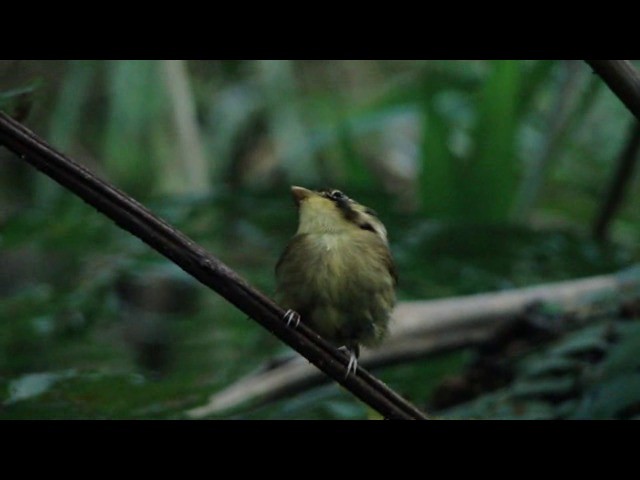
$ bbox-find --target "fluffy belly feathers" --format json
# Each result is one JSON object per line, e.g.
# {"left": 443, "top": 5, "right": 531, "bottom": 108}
{"left": 276, "top": 232, "right": 395, "bottom": 347}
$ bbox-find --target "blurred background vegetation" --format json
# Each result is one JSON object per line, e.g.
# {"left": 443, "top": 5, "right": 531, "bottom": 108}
{"left": 1, "top": 60, "right": 640, "bottom": 419}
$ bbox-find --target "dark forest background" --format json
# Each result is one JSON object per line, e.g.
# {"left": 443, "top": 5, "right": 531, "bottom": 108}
{"left": 1, "top": 60, "right": 640, "bottom": 419}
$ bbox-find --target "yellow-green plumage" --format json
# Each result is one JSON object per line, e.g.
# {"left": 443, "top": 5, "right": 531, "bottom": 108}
{"left": 275, "top": 186, "right": 397, "bottom": 355}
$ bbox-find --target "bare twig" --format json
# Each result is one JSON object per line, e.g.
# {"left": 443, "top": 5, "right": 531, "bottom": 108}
{"left": 0, "top": 111, "right": 427, "bottom": 420}
{"left": 593, "top": 121, "right": 640, "bottom": 241}
{"left": 585, "top": 60, "right": 640, "bottom": 122}
{"left": 584, "top": 61, "right": 640, "bottom": 242}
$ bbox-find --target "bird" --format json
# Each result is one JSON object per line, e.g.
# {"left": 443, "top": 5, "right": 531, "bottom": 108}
{"left": 275, "top": 185, "right": 397, "bottom": 376}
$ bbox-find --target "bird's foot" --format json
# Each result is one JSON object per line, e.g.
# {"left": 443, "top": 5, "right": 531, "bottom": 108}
{"left": 338, "top": 346, "right": 359, "bottom": 377}
{"left": 283, "top": 309, "right": 301, "bottom": 328}
{"left": 346, "top": 352, "right": 358, "bottom": 377}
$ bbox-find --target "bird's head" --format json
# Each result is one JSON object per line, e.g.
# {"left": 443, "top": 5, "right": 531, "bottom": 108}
{"left": 290, "top": 186, "right": 388, "bottom": 243}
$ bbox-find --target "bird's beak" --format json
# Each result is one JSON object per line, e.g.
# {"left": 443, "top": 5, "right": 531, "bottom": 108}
{"left": 291, "top": 186, "right": 313, "bottom": 205}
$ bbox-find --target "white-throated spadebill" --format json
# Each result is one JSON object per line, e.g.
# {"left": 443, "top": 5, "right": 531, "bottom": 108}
{"left": 276, "top": 186, "right": 397, "bottom": 375}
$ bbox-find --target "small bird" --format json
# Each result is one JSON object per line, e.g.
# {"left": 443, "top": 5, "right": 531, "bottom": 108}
{"left": 276, "top": 186, "right": 397, "bottom": 375}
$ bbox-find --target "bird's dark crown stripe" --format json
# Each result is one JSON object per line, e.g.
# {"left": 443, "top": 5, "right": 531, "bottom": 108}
{"left": 334, "top": 196, "right": 359, "bottom": 223}
{"left": 319, "top": 188, "right": 378, "bottom": 228}
{"left": 364, "top": 207, "right": 378, "bottom": 218}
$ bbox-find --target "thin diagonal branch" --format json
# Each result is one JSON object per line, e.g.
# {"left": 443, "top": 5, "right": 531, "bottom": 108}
{"left": 584, "top": 61, "right": 640, "bottom": 242}
{"left": 585, "top": 60, "right": 640, "bottom": 122}
{"left": 0, "top": 111, "right": 427, "bottom": 420}
{"left": 592, "top": 121, "right": 640, "bottom": 241}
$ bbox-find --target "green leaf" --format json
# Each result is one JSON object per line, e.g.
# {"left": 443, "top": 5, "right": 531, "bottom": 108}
{"left": 547, "top": 324, "right": 609, "bottom": 358}
{"left": 519, "top": 356, "right": 584, "bottom": 379}
{"left": 511, "top": 376, "right": 577, "bottom": 399}
{"left": 466, "top": 60, "right": 522, "bottom": 221}
{"left": 516, "top": 60, "right": 555, "bottom": 116}
{"left": 336, "top": 113, "right": 376, "bottom": 188}
{"left": 419, "top": 82, "right": 461, "bottom": 218}
{"left": 102, "top": 60, "right": 167, "bottom": 192}
{"left": 571, "top": 374, "right": 640, "bottom": 419}
{"left": 48, "top": 61, "right": 98, "bottom": 149}
{"left": 0, "top": 82, "right": 41, "bottom": 122}
{"left": 598, "top": 323, "right": 640, "bottom": 378}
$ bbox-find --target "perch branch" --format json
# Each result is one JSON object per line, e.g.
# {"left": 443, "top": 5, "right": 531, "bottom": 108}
{"left": 0, "top": 111, "right": 427, "bottom": 420}
{"left": 585, "top": 60, "right": 640, "bottom": 122}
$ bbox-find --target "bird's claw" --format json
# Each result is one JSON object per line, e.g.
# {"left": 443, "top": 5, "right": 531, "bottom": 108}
{"left": 338, "top": 346, "right": 358, "bottom": 377}
{"left": 345, "top": 352, "right": 358, "bottom": 377}
{"left": 283, "top": 309, "right": 301, "bottom": 328}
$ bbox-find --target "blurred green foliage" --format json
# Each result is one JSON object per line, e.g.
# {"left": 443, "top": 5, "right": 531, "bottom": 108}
{"left": 1, "top": 60, "right": 639, "bottom": 419}
{"left": 438, "top": 315, "right": 640, "bottom": 420}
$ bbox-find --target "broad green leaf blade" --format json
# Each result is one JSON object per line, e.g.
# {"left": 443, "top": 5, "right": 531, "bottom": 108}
{"left": 467, "top": 60, "right": 522, "bottom": 222}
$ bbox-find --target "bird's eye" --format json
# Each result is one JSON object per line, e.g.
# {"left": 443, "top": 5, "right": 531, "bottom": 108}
{"left": 360, "top": 223, "right": 376, "bottom": 233}
{"left": 330, "top": 190, "right": 346, "bottom": 200}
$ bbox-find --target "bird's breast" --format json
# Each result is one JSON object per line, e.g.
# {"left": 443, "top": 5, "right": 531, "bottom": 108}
{"left": 304, "top": 232, "right": 392, "bottom": 293}
{"left": 276, "top": 230, "right": 395, "bottom": 346}
{"left": 316, "top": 233, "right": 344, "bottom": 252}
